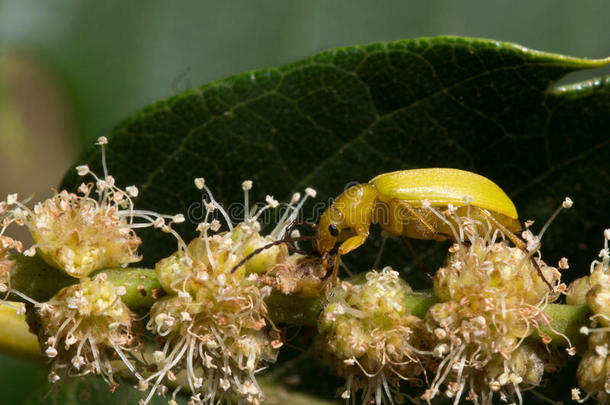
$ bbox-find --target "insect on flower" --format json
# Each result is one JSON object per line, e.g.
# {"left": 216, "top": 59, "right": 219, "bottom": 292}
{"left": 314, "top": 168, "right": 557, "bottom": 288}
{"left": 422, "top": 202, "right": 571, "bottom": 405}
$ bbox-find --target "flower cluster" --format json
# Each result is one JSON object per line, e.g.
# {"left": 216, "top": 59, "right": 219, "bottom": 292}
{"left": 0, "top": 235, "right": 22, "bottom": 298}
{"left": 8, "top": 137, "right": 182, "bottom": 279}
{"left": 143, "top": 179, "right": 316, "bottom": 404}
{"left": 420, "top": 204, "right": 566, "bottom": 405}
{"left": 568, "top": 229, "right": 610, "bottom": 403}
{"left": 7, "top": 134, "right": 601, "bottom": 405}
{"left": 315, "top": 267, "right": 426, "bottom": 405}
{"left": 37, "top": 273, "right": 142, "bottom": 387}
{"left": 1, "top": 195, "right": 24, "bottom": 300}
{"left": 5, "top": 138, "right": 183, "bottom": 391}
{"left": 17, "top": 186, "right": 142, "bottom": 278}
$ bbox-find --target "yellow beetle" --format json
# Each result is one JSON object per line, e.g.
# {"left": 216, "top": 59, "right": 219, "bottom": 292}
{"left": 315, "top": 168, "right": 531, "bottom": 284}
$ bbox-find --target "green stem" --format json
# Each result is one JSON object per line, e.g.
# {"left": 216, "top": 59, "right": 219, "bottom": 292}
{"left": 537, "top": 302, "right": 591, "bottom": 348}
{"left": 9, "top": 255, "right": 160, "bottom": 312}
{"left": 0, "top": 303, "right": 40, "bottom": 361}
{"left": 91, "top": 268, "right": 160, "bottom": 311}
{"left": 7, "top": 257, "right": 592, "bottom": 353}
{"left": 265, "top": 290, "right": 591, "bottom": 348}
{"left": 9, "top": 255, "right": 78, "bottom": 302}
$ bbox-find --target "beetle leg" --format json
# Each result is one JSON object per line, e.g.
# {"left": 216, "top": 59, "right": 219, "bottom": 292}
{"left": 477, "top": 208, "right": 553, "bottom": 290}
{"left": 401, "top": 236, "right": 432, "bottom": 276}
{"left": 337, "top": 233, "right": 369, "bottom": 256}
{"left": 328, "top": 233, "right": 369, "bottom": 286}
{"left": 392, "top": 199, "right": 451, "bottom": 241}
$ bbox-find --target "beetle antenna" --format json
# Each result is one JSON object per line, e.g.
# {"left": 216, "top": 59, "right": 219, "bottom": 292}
{"left": 230, "top": 235, "right": 317, "bottom": 274}
{"left": 372, "top": 231, "right": 388, "bottom": 270}
{"left": 400, "top": 236, "right": 432, "bottom": 275}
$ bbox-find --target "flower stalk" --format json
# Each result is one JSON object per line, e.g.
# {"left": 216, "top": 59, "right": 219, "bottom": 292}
{"left": 4, "top": 264, "right": 590, "bottom": 355}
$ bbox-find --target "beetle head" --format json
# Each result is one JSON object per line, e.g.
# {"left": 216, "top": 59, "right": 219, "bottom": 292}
{"left": 315, "top": 206, "right": 345, "bottom": 257}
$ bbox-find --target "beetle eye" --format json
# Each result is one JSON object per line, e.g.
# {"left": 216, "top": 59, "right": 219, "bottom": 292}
{"left": 328, "top": 224, "right": 339, "bottom": 237}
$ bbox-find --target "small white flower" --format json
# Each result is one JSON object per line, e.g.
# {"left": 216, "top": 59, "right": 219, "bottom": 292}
{"left": 75, "top": 165, "right": 90, "bottom": 176}
{"left": 177, "top": 290, "right": 191, "bottom": 300}
{"left": 209, "top": 219, "right": 221, "bottom": 232}
{"left": 204, "top": 201, "right": 215, "bottom": 212}
{"left": 47, "top": 372, "right": 60, "bottom": 383}
{"left": 305, "top": 187, "right": 317, "bottom": 198}
{"left": 265, "top": 195, "right": 279, "bottom": 208}
{"left": 65, "top": 334, "right": 77, "bottom": 347}
{"left": 71, "top": 355, "right": 85, "bottom": 370}
{"left": 194, "top": 177, "right": 205, "bottom": 190}
{"left": 96, "top": 136, "right": 108, "bottom": 145}
{"left": 153, "top": 350, "right": 165, "bottom": 364}
{"left": 219, "top": 378, "right": 231, "bottom": 391}
{"left": 78, "top": 183, "right": 90, "bottom": 194}
{"left": 126, "top": 185, "right": 139, "bottom": 197}
{"left": 6, "top": 193, "right": 18, "bottom": 205}
{"left": 45, "top": 346, "right": 58, "bottom": 358}
{"left": 23, "top": 247, "right": 36, "bottom": 256}
{"left": 241, "top": 180, "right": 253, "bottom": 191}
{"left": 571, "top": 388, "right": 581, "bottom": 400}
{"left": 562, "top": 197, "right": 573, "bottom": 209}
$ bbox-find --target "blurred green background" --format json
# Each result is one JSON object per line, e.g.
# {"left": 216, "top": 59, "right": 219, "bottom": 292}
{"left": 1, "top": 0, "right": 609, "bottom": 403}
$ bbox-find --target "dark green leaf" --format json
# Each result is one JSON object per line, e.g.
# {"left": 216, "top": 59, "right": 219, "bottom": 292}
{"left": 62, "top": 36, "right": 610, "bottom": 287}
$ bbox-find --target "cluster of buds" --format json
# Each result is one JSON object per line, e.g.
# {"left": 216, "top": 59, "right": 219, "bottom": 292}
{"left": 568, "top": 229, "right": 610, "bottom": 403}
{"left": 37, "top": 273, "right": 142, "bottom": 387}
{"left": 421, "top": 203, "right": 565, "bottom": 405}
{"left": 315, "top": 267, "right": 426, "bottom": 405}
{"left": 143, "top": 179, "right": 316, "bottom": 404}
